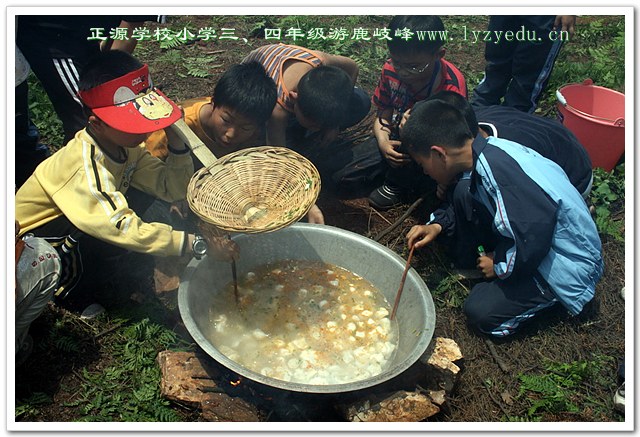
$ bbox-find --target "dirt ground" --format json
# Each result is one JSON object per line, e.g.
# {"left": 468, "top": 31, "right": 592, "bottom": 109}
{"left": 15, "top": 15, "right": 626, "bottom": 423}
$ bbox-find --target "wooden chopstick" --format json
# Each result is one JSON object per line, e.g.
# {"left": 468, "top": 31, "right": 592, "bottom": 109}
{"left": 390, "top": 245, "right": 416, "bottom": 321}
{"left": 227, "top": 234, "right": 239, "bottom": 305}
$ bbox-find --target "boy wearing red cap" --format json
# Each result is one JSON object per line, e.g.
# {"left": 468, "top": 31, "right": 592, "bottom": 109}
{"left": 15, "top": 50, "right": 237, "bottom": 311}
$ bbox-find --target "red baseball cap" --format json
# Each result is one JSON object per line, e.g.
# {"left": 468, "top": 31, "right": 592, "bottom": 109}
{"left": 78, "top": 64, "right": 181, "bottom": 134}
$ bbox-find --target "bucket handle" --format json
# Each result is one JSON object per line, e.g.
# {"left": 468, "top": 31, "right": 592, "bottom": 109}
{"left": 556, "top": 82, "right": 625, "bottom": 126}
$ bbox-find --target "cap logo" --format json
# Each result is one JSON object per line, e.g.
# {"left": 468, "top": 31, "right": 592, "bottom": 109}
{"left": 133, "top": 90, "right": 175, "bottom": 121}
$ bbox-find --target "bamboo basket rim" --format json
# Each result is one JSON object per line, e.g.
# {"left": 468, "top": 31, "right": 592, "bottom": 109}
{"left": 186, "top": 146, "right": 321, "bottom": 234}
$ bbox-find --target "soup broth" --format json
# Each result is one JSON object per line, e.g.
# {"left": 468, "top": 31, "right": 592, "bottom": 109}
{"left": 207, "top": 259, "right": 398, "bottom": 385}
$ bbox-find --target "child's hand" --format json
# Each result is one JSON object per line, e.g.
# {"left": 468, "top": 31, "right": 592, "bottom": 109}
{"left": 206, "top": 236, "right": 240, "bottom": 262}
{"left": 318, "top": 128, "right": 339, "bottom": 148}
{"left": 380, "top": 138, "right": 411, "bottom": 168}
{"left": 169, "top": 199, "right": 190, "bottom": 220}
{"left": 477, "top": 252, "right": 496, "bottom": 279}
{"left": 398, "top": 109, "right": 412, "bottom": 133}
{"left": 406, "top": 223, "right": 442, "bottom": 250}
{"left": 305, "top": 204, "right": 325, "bottom": 225}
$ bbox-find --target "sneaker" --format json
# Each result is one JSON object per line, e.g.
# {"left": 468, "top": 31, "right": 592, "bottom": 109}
{"left": 614, "top": 382, "right": 625, "bottom": 413}
{"left": 80, "top": 303, "right": 106, "bottom": 320}
{"left": 16, "top": 334, "right": 34, "bottom": 366}
{"left": 368, "top": 183, "right": 406, "bottom": 210}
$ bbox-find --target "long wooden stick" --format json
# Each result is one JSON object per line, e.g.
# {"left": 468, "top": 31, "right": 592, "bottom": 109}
{"left": 227, "top": 234, "right": 239, "bottom": 306}
{"left": 390, "top": 245, "right": 416, "bottom": 321}
{"left": 169, "top": 118, "right": 217, "bottom": 167}
{"left": 373, "top": 190, "right": 433, "bottom": 242}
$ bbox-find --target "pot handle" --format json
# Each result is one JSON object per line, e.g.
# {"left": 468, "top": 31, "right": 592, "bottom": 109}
{"left": 555, "top": 89, "right": 567, "bottom": 106}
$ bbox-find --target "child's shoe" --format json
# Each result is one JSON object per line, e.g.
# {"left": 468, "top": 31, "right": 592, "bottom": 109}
{"left": 80, "top": 303, "right": 106, "bottom": 320}
{"left": 368, "top": 183, "right": 406, "bottom": 210}
{"left": 614, "top": 382, "right": 625, "bottom": 413}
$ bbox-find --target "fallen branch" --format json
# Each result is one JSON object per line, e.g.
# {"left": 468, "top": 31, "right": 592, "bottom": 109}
{"left": 484, "top": 338, "right": 511, "bottom": 373}
{"left": 483, "top": 380, "right": 511, "bottom": 420}
{"left": 370, "top": 207, "right": 393, "bottom": 226}
{"left": 374, "top": 191, "right": 432, "bottom": 242}
{"left": 93, "top": 321, "right": 126, "bottom": 340}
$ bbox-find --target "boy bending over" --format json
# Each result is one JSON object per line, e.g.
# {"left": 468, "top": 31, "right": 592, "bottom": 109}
{"left": 404, "top": 100, "right": 603, "bottom": 337}
{"left": 243, "top": 44, "right": 373, "bottom": 191}
{"left": 146, "top": 62, "right": 276, "bottom": 165}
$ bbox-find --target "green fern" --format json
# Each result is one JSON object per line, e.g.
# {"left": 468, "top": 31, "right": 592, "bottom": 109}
{"left": 184, "top": 57, "right": 215, "bottom": 78}
{"left": 53, "top": 335, "right": 80, "bottom": 353}
{"left": 63, "top": 318, "right": 183, "bottom": 421}
{"left": 159, "top": 37, "right": 186, "bottom": 50}
{"left": 16, "top": 392, "right": 52, "bottom": 419}
{"left": 516, "top": 355, "right": 614, "bottom": 420}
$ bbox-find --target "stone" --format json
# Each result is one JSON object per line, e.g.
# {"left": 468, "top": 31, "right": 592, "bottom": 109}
{"left": 157, "top": 350, "right": 261, "bottom": 421}
{"left": 426, "top": 389, "right": 446, "bottom": 406}
{"left": 343, "top": 390, "right": 440, "bottom": 422}
{"left": 157, "top": 350, "right": 218, "bottom": 406}
{"left": 420, "top": 337, "right": 464, "bottom": 392}
{"left": 153, "top": 255, "right": 189, "bottom": 294}
{"left": 200, "top": 393, "right": 261, "bottom": 422}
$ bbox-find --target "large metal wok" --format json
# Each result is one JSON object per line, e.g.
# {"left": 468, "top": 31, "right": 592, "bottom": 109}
{"left": 178, "top": 223, "right": 436, "bottom": 394}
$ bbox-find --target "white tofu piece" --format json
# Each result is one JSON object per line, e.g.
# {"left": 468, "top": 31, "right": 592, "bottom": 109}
{"left": 287, "top": 358, "right": 300, "bottom": 369}
{"left": 252, "top": 329, "right": 268, "bottom": 340}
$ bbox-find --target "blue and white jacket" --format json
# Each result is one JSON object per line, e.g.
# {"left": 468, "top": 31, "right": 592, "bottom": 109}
{"left": 434, "top": 135, "right": 603, "bottom": 315}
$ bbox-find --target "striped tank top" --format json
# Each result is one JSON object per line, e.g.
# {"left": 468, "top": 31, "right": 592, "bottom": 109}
{"left": 243, "top": 44, "right": 323, "bottom": 113}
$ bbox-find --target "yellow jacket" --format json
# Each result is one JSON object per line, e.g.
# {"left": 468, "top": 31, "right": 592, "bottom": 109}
{"left": 15, "top": 128, "right": 193, "bottom": 257}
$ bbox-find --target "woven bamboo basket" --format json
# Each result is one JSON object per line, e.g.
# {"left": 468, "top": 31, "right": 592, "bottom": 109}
{"left": 187, "top": 146, "right": 321, "bottom": 234}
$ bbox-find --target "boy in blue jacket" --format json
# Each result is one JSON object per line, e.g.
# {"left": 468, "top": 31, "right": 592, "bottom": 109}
{"left": 404, "top": 99, "right": 603, "bottom": 337}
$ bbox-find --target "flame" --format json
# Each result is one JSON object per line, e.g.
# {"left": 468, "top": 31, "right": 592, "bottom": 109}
{"left": 230, "top": 378, "right": 242, "bottom": 387}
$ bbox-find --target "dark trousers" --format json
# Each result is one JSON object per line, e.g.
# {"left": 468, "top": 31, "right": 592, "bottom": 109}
{"left": 464, "top": 274, "right": 558, "bottom": 337}
{"left": 471, "top": 15, "right": 564, "bottom": 113}
{"left": 385, "top": 161, "right": 437, "bottom": 197}
{"left": 17, "top": 32, "right": 97, "bottom": 144}
{"left": 445, "top": 178, "right": 559, "bottom": 337}
{"left": 15, "top": 81, "right": 50, "bottom": 189}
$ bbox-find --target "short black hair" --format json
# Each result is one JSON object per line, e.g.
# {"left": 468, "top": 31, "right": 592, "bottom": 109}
{"left": 401, "top": 99, "right": 473, "bottom": 157}
{"left": 78, "top": 50, "right": 143, "bottom": 92}
{"left": 424, "top": 91, "right": 479, "bottom": 136}
{"left": 297, "top": 66, "right": 353, "bottom": 129}
{"left": 387, "top": 15, "right": 446, "bottom": 56}
{"left": 214, "top": 62, "right": 277, "bottom": 126}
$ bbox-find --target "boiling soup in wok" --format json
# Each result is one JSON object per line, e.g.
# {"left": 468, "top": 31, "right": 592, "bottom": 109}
{"left": 207, "top": 259, "right": 398, "bottom": 385}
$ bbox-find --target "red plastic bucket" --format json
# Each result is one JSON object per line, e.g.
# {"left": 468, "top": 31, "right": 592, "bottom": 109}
{"left": 556, "top": 79, "right": 625, "bottom": 171}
